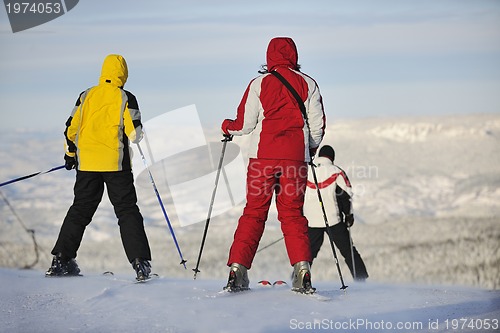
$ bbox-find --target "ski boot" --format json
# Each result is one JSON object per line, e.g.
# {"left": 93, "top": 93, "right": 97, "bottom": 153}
{"left": 45, "top": 253, "right": 81, "bottom": 277}
{"left": 132, "top": 258, "right": 151, "bottom": 281}
{"left": 223, "top": 263, "right": 250, "bottom": 292}
{"left": 291, "top": 261, "right": 315, "bottom": 294}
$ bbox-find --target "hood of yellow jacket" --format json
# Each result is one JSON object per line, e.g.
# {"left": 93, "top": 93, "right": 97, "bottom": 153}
{"left": 99, "top": 54, "right": 128, "bottom": 87}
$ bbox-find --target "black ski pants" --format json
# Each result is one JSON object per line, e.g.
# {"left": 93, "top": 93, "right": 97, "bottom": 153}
{"left": 51, "top": 170, "right": 151, "bottom": 263}
{"left": 308, "top": 223, "right": 369, "bottom": 280}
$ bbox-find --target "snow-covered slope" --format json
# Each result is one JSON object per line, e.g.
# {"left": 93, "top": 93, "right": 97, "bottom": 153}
{"left": 1, "top": 268, "right": 499, "bottom": 333}
{"left": 0, "top": 113, "right": 499, "bottom": 292}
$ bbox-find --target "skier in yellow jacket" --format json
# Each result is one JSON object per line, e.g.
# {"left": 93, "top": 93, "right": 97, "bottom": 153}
{"left": 46, "top": 54, "right": 152, "bottom": 281}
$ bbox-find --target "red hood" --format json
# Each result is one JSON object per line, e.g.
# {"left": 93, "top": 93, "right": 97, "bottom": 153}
{"left": 266, "top": 37, "right": 298, "bottom": 71}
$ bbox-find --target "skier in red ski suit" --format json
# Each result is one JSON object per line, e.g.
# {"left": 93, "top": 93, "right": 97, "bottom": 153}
{"left": 221, "top": 37, "right": 326, "bottom": 292}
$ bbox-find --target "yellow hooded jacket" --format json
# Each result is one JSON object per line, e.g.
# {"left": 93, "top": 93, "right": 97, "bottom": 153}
{"left": 64, "top": 54, "right": 143, "bottom": 172}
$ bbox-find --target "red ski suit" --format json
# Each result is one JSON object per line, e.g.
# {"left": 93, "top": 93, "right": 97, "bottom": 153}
{"left": 222, "top": 37, "right": 326, "bottom": 268}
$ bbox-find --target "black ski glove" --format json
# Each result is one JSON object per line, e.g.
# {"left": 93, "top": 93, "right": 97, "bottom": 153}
{"left": 344, "top": 214, "right": 354, "bottom": 227}
{"left": 64, "top": 154, "right": 76, "bottom": 170}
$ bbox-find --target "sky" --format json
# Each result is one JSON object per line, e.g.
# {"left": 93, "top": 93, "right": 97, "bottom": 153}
{"left": 0, "top": 0, "right": 500, "bottom": 132}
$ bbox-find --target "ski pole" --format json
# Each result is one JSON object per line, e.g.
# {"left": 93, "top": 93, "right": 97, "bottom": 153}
{"left": 256, "top": 236, "right": 284, "bottom": 253}
{"left": 0, "top": 165, "right": 65, "bottom": 188}
{"left": 193, "top": 134, "right": 232, "bottom": 279}
{"left": 136, "top": 142, "right": 187, "bottom": 269}
{"left": 309, "top": 162, "right": 348, "bottom": 291}
{"left": 348, "top": 226, "right": 357, "bottom": 279}
{"left": 0, "top": 190, "right": 41, "bottom": 269}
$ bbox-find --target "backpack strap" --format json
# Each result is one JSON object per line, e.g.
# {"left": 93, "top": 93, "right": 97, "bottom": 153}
{"left": 270, "top": 70, "right": 308, "bottom": 124}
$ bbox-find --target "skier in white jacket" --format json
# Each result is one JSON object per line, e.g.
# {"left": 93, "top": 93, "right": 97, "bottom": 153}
{"left": 304, "top": 145, "right": 368, "bottom": 281}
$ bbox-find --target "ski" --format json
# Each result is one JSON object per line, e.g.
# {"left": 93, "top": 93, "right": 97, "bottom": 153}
{"left": 257, "top": 280, "right": 288, "bottom": 287}
{"left": 134, "top": 274, "right": 159, "bottom": 283}
{"left": 209, "top": 287, "right": 331, "bottom": 301}
{"left": 207, "top": 280, "right": 331, "bottom": 301}
{"left": 258, "top": 279, "right": 321, "bottom": 296}
{"left": 135, "top": 273, "right": 159, "bottom": 283}
{"left": 206, "top": 287, "right": 251, "bottom": 298}
{"left": 289, "top": 284, "right": 333, "bottom": 301}
{"left": 293, "top": 290, "right": 332, "bottom": 302}
{"left": 291, "top": 286, "right": 316, "bottom": 294}
{"left": 273, "top": 280, "right": 287, "bottom": 287}
{"left": 257, "top": 280, "right": 272, "bottom": 287}
{"left": 102, "top": 271, "right": 159, "bottom": 283}
{"left": 222, "top": 285, "right": 251, "bottom": 293}
{"left": 263, "top": 280, "right": 332, "bottom": 301}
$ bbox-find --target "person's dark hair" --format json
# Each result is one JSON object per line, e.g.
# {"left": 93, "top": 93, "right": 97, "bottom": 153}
{"left": 258, "top": 64, "right": 301, "bottom": 74}
{"left": 318, "top": 145, "right": 335, "bottom": 162}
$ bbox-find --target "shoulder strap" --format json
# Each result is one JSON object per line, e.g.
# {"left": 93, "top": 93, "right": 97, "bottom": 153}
{"left": 270, "top": 70, "right": 308, "bottom": 122}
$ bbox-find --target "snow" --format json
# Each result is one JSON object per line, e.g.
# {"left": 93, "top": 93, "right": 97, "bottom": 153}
{"left": 1, "top": 268, "right": 499, "bottom": 333}
{"left": 1, "top": 113, "right": 500, "bottom": 332}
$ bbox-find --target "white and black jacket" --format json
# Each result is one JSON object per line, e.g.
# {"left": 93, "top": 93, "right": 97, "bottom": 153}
{"left": 304, "top": 156, "right": 353, "bottom": 228}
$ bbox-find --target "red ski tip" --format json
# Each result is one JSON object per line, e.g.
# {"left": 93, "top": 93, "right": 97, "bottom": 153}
{"left": 258, "top": 280, "right": 272, "bottom": 286}
{"left": 273, "top": 280, "right": 287, "bottom": 286}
